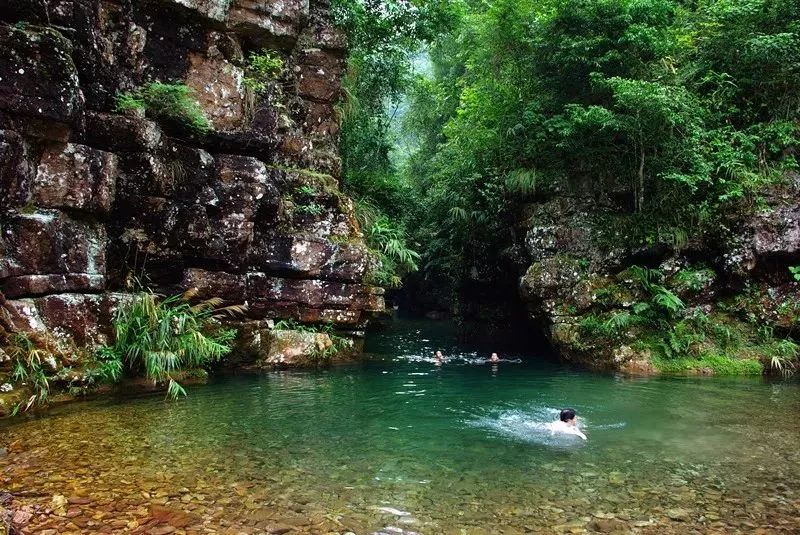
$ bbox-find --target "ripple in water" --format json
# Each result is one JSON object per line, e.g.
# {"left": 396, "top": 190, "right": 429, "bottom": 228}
{"left": 469, "top": 405, "right": 626, "bottom": 447}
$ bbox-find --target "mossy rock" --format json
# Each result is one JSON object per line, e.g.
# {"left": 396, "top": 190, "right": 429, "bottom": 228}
{"left": 0, "top": 388, "right": 27, "bottom": 417}
{"left": 652, "top": 354, "right": 763, "bottom": 376}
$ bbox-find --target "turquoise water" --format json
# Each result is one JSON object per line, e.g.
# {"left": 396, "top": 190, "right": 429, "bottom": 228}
{"left": 1, "top": 319, "right": 799, "bottom": 534}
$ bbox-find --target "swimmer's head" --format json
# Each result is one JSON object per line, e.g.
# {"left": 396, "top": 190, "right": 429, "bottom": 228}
{"left": 560, "top": 408, "right": 577, "bottom": 424}
{"left": 435, "top": 351, "right": 443, "bottom": 359}
{"left": 490, "top": 352, "right": 499, "bottom": 362}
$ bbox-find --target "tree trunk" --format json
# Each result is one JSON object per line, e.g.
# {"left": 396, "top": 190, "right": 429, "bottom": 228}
{"left": 637, "top": 134, "right": 645, "bottom": 212}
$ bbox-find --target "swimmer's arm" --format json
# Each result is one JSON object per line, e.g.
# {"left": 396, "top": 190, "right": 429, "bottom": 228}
{"left": 575, "top": 429, "right": 587, "bottom": 440}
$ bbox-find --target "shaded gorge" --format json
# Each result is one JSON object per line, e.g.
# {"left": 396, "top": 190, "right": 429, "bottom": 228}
{"left": 1, "top": 319, "right": 799, "bottom": 534}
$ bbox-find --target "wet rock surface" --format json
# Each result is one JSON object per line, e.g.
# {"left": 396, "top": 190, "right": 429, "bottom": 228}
{"left": 0, "top": 0, "right": 381, "bottom": 363}
{"left": 516, "top": 180, "right": 800, "bottom": 372}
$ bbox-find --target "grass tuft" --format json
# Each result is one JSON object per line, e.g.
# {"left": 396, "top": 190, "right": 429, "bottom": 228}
{"left": 115, "top": 82, "right": 211, "bottom": 134}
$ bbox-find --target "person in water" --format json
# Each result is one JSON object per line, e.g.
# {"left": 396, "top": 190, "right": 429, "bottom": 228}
{"left": 490, "top": 352, "right": 500, "bottom": 363}
{"left": 549, "top": 408, "right": 587, "bottom": 440}
{"left": 434, "top": 350, "right": 444, "bottom": 365}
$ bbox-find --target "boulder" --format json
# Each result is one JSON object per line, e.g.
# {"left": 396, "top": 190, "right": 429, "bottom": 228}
{"left": 247, "top": 234, "right": 371, "bottom": 282}
{"left": 0, "top": 210, "right": 106, "bottom": 296}
{"left": 257, "top": 328, "right": 351, "bottom": 367}
{"left": 0, "top": 25, "right": 82, "bottom": 124}
{"left": 185, "top": 50, "right": 247, "bottom": 132}
{"left": 118, "top": 144, "right": 215, "bottom": 199}
{"left": 4, "top": 293, "right": 127, "bottom": 346}
{"left": 227, "top": 0, "right": 309, "bottom": 46}
{"left": 1, "top": 274, "right": 105, "bottom": 299}
{"left": 0, "top": 129, "right": 34, "bottom": 211}
{"left": 82, "top": 112, "right": 163, "bottom": 153}
{"left": 181, "top": 268, "right": 247, "bottom": 303}
{"left": 157, "top": 0, "right": 231, "bottom": 22}
{"left": 33, "top": 143, "right": 118, "bottom": 216}
{"left": 246, "top": 273, "right": 384, "bottom": 323}
{"left": 296, "top": 5, "right": 346, "bottom": 51}
{"left": 213, "top": 154, "right": 271, "bottom": 219}
{"left": 297, "top": 64, "right": 342, "bottom": 103}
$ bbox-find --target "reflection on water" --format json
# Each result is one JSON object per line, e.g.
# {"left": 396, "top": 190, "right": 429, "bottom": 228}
{"left": 1, "top": 319, "right": 799, "bottom": 534}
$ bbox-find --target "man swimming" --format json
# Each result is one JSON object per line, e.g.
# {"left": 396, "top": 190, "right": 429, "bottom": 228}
{"left": 549, "top": 408, "right": 587, "bottom": 440}
{"left": 434, "top": 350, "right": 444, "bottom": 366}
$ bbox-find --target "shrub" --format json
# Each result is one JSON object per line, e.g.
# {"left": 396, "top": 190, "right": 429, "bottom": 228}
{"left": 356, "top": 201, "right": 420, "bottom": 288}
{"left": 244, "top": 50, "right": 285, "bottom": 94}
{"left": 5, "top": 332, "right": 54, "bottom": 413}
{"left": 98, "top": 289, "right": 241, "bottom": 399}
{"left": 115, "top": 82, "right": 211, "bottom": 134}
{"left": 673, "top": 268, "right": 716, "bottom": 293}
{"left": 295, "top": 202, "right": 324, "bottom": 216}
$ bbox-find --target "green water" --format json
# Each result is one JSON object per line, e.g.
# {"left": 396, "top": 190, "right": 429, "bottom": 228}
{"left": 2, "top": 319, "right": 799, "bottom": 534}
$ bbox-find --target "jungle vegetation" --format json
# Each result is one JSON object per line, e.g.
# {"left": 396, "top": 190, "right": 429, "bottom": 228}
{"left": 333, "top": 0, "right": 800, "bottom": 370}
{"left": 335, "top": 0, "right": 799, "bottom": 289}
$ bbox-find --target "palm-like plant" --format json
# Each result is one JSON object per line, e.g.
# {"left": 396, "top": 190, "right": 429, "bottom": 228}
{"left": 6, "top": 332, "right": 54, "bottom": 412}
{"left": 101, "top": 289, "right": 243, "bottom": 399}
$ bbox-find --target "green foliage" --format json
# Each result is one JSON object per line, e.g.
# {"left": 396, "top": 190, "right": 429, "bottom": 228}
{"left": 626, "top": 266, "right": 685, "bottom": 318}
{"left": 98, "top": 289, "right": 239, "bottom": 399}
{"left": 335, "top": 0, "right": 800, "bottom": 300}
{"left": 295, "top": 202, "right": 324, "bottom": 216}
{"left": 673, "top": 268, "right": 716, "bottom": 293}
{"left": 296, "top": 184, "right": 318, "bottom": 197}
{"left": 766, "top": 339, "right": 799, "bottom": 375}
{"left": 244, "top": 50, "right": 284, "bottom": 93}
{"left": 377, "top": 0, "right": 800, "bottom": 295}
{"left": 790, "top": 266, "right": 800, "bottom": 282}
{"left": 333, "top": 0, "right": 459, "bottom": 288}
{"left": 652, "top": 354, "right": 763, "bottom": 376}
{"left": 115, "top": 82, "right": 211, "bottom": 134}
{"left": 356, "top": 200, "right": 421, "bottom": 288}
{"left": 758, "top": 325, "right": 800, "bottom": 375}
{"left": 577, "top": 265, "right": 800, "bottom": 372}
{"left": 5, "top": 332, "right": 52, "bottom": 413}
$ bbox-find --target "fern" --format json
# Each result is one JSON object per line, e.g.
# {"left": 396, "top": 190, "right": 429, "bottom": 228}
{"left": 5, "top": 332, "right": 54, "bottom": 411}
{"left": 505, "top": 168, "right": 537, "bottom": 196}
{"left": 98, "top": 290, "right": 241, "bottom": 400}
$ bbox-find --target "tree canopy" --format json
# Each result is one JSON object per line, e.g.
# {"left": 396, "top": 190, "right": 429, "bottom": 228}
{"left": 335, "top": 0, "right": 800, "bottom": 293}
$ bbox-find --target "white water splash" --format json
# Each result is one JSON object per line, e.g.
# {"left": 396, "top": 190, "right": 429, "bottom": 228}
{"left": 468, "top": 406, "right": 623, "bottom": 446}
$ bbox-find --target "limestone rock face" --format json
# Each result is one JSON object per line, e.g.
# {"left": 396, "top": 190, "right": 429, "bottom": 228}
{"left": 33, "top": 143, "right": 118, "bottom": 215}
{"left": 0, "top": 0, "right": 383, "bottom": 361}
{"left": 0, "top": 25, "right": 82, "bottom": 124}
{"left": 517, "top": 179, "right": 800, "bottom": 373}
{"left": 227, "top": 0, "right": 310, "bottom": 46}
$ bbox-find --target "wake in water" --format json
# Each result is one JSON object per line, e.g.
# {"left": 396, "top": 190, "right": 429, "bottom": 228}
{"left": 469, "top": 406, "right": 625, "bottom": 447}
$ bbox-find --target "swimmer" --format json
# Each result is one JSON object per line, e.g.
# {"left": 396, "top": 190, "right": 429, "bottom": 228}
{"left": 434, "top": 350, "right": 444, "bottom": 366}
{"left": 489, "top": 352, "right": 500, "bottom": 363}
{"left": 549, "top": 408, "right": 587, "bottom": 440}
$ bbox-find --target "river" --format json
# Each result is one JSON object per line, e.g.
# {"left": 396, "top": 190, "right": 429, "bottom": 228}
{"left": 1, "top": 319, "right": 798, "bottom": 534}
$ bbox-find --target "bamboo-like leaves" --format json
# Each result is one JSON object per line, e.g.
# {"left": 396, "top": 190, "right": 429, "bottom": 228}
{"left": 99, "top": 289, "right": 243, "bottom": 400}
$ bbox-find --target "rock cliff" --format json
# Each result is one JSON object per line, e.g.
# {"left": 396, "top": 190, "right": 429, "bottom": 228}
{"left": 517, "top": 173, "right": 800, "bottom": 374}
{"left": 0, "top": 0, "right": 384, "bottom": 373}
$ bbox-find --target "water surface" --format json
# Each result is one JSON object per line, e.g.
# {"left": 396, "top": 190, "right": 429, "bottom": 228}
{"left": 1, "top": 319, "right": 799, "bottom": 534}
